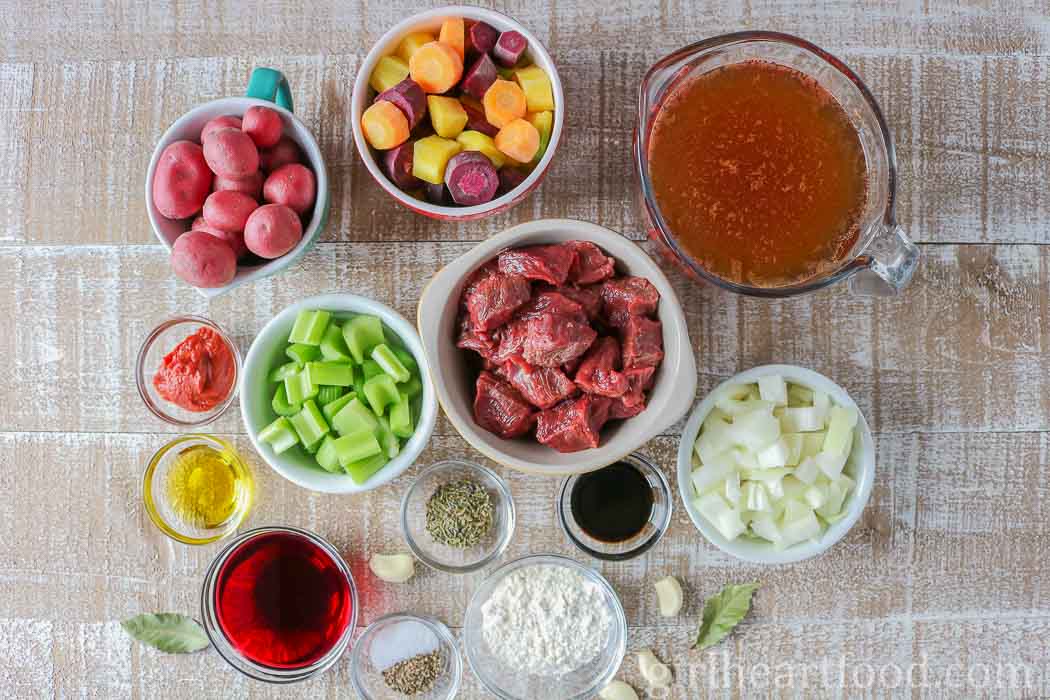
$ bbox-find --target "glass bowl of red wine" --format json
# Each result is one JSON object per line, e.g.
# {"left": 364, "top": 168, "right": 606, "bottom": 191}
{"left": 200, "top": 526, "right": 358, "bottom": 683}
{"left": 557, "top": 452, "right": 673, "bottom": 561}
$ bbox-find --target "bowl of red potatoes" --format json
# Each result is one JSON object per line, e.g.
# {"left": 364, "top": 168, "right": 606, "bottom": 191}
{"left": 146, "top": 73, "right": 328, "bottom": 296}
{"left": 351, "top": 6, "right": 563, "bottom": 220}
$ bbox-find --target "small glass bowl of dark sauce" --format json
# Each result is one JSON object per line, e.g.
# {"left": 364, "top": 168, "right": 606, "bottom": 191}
{"left": 557, "top": 453, "right": 672, "bottom": 561}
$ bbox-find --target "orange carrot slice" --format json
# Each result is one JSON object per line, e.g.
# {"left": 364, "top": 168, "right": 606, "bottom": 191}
{"left": 361, "top": 101, "right": 410, "bottom": 150}
{"left": 409, "top": 41, "right": 463, "bottom": 94}
{"left": 482, "top": 79, "right": 527, "bottom": 129}
{"left": 494, "top": 118, "right": 540, "bottom": 163}
{"left": 439, "top": 18, "right": 465, "bottom": 61}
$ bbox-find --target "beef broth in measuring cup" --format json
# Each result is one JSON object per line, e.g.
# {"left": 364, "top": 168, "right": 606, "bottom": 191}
{"left": 647, "top": 59, "right": 868, "bottom": 288}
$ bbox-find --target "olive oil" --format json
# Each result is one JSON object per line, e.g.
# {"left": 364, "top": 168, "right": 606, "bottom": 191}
{"left": 165, "top": 444, "right": 245, "bottom": 528}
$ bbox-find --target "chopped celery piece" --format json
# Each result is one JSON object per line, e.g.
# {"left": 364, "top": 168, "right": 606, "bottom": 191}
{"left": 392, "top": 347, "right": 418, "bottom": 374}
{"left": 331, "top": 397, "right": 379, "bottom": 436}
{"left": 271, "top": 384, "right": 301, "bottom": 417}
{"left": 284, "top": 368, "right": 318, "bottom": 405}
{"left": 317, "top": 385, "right": 344, "bottom": 406}
{"left": 375, "top": 416, "right": 401, "bottom": 459}
{"left": 289, "top": 399, "right": 329, "bottom": 447}
{"left": 362, "top": 359, "right": 383, "bottom": 381}
{"left": 306, "top": 361, "right": 354, "bottom": 387}
{"left": 315, "top": 435, "right": 342, "bottom": 473}
{"left": 320, "top": 323, "right": 352, "bottom": 361}
{"left": 322, "top": 392, "right": 356, "bottom": 422}
{"left": 289, "top": 310, "right": 331, "bottom": 345}
{"left": 397, "top": 375, "right": 423, "bottom": 399}
{"left": 333, "top": 430, "right": 382, "bottom": 466}
{"left": 304, "top": 436, "right": 322, "bottom": 454}
{"left": 286, "top": 343, "right": 321, "bottom": 364}
{"left": 269, "top": 361, "right": 302, "bottom": 383}
{"left": 363, "top": 374, "right": 400, "bottom": 415}
{"left": 389, "top": 393, "right": 413, "bottom": 438}
{"left": 371, "top": 344, "right": 411, "bottom": 383}
{"left": 343, "top": 315, "right": 386, "bottom": 364}
{"left": 344, "top": 453, "right": 388, "bottom": 484}
{"left": 258, "top": 416, "right": 300, "bottom": 454}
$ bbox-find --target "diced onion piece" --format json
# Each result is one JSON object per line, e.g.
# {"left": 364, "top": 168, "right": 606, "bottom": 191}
{"left": 695, "top": 418, "right": 733, "bottom": 464}
{"left": 781, "top": 475, "right": 806, "bottom": 502}
{"left": 716, "top": 396, "right": 774, "bottom": 417}
{"left": 744, "top": 480, "right": 771, "bottom": 512}
{"left": 764, "top": 475, "right": 786, "bottom": 500}
{"left": 804, "top": 483, "right": 828, "bottom": 509}
{"left": 787, "top": 383, "right": 814, "bottom": 406}
{"left": 758, "top": 374, "right": 788, "bottom": 406}
{"left": 779, "top": 507, "right": 821, "bottom": 548}
{"left": 823, "top": 405, "right": 858, "bottom": 455}
{"left": 691, "top": 456, "right": 734, "bottom": 496}
{"left": 723, "top": 383, "right": 752, "bottom": 400}
{"left": 751, "top": 514, "right": 782, "bottom": 543}
{"left": 816, "top": 449, "right": 849, "bottom": 479}
{"left": 813, "top": 390, "right": 830, "bottom": 418}
{"left": 779, "top": 407, "right": 825, "bottom": 433}
{"left": 728, "top": 408, "right": 781, "bottom": 450}
{"left": 794, "top": 457, "right": 820, "bottom": 485}
{"left": 800, "top": 432, "right": 826, "bottom": 460}
{"left": 756, "top": 438, "right": 790, "bottom": 469}
{"left": 695, "top": 492, "right": 746, "bottom": 540}
{"left": 781, "top": 433, "right": 803, "bottom": 466}
{"left": 732, "top": 447, "right": 759, "bottom": 470}
{"left": 724, "top": 470, "right": 742, "bottom": 506}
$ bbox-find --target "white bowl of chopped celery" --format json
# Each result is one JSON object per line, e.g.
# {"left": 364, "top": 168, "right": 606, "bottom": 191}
{"left": 677, "top": 365, "right": 875, "bottom": 564}
{"left": 241, "top": 293, "right": 437, "bottom": 494}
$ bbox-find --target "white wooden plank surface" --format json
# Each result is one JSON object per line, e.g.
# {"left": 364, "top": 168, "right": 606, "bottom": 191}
{"left": 2, "top": 0, "right": 1049, "bottom": 698}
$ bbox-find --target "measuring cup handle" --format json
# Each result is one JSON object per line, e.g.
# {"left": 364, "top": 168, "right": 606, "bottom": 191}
{"left": 246, "top": 67, "right": 294, "bottom": 112}
{"left": 848, "top": 224, "right": 920, "bottom": 296}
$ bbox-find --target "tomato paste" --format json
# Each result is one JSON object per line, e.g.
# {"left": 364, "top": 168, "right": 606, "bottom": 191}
{"left": 153, "top": 327, "right": 236, "bottom": 412}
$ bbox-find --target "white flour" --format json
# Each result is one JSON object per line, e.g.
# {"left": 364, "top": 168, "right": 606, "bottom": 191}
{"left": 480, "top": 564, "right": 611, "bottom": 676}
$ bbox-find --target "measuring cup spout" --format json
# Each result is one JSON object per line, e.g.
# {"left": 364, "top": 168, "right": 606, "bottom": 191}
{"left": 848, "top": 224, "right": 920, "bottom": 296}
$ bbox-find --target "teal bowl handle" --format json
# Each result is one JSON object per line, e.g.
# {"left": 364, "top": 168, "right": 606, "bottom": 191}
{"left": 246, "top": 67, "right": 294, "bottom": 112}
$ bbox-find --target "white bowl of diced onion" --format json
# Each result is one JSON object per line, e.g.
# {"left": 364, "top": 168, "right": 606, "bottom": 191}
{"left": 676, "top": 365, "right": 875, "bottom": 564}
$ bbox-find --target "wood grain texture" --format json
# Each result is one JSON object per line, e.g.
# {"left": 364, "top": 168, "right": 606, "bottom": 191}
{"left": 2, "top": 0, "right": 1049, "bottom": 698}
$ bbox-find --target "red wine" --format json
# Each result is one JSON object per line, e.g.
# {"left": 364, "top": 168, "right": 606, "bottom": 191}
{"left": 214, "top": 531, "right": 352, "bottom": 668}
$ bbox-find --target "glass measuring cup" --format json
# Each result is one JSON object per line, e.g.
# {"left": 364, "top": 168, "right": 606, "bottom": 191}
{"left": 634, "top": 31, "right": 919, "bottom": 297}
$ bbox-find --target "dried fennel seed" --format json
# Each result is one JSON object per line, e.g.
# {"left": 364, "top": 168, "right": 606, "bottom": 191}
{"left": 382, "top": 651, "right": 442, "bottom": 695}
{"left": 425, "top": 479, "right": 494, "bottom": 548}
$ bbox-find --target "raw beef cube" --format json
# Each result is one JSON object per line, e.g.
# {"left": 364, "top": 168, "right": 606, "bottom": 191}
{"left": 490, "top": 317, "right": 529, "bottom": 364}
{"left": 540, "top": 284, "right": 602, "bottom": 321}
{"left": 621, "top": 315, "right": 664, "bottom": 369}
{"left": 473, "top": 371, "right": 536, "bottom": 438}
{"left": 465, "top": 271, "right": 532, "bottom": 331}
{"left": 497, "top": 243, "right": 577, "bottom": 286}
{"left": 514, "top": 290, "right": 587, "bottom": 323}
{"left": 523, "top": 312, "right": 597, "bottom": 367}
{"left": 562, "top": 356, "right": 583, "bottom": 376}
{"left": 536, "top": 394, "right": 613, "bottom": 452}
{"left": 621, "top": 365, "right": 656, "bottom": 407}
{"left": 496, "top": 357, "right": 578, "bottom": 409}
{"left": 608, "top": 396, "right": 647, "bottom": 420}
{"left": 574, "top": 336, "right": 629, "bottom": 398}
{"left": 567, "top": 241, "right": 616, "bottom": 285}
{"left": 461, "top": 260, "right": 500, "bottom": 304}
{"left": 456, "top": 313, "right": 498, "bottom": 359}
{"left": 599, "top": 276, "right": 660, "bottom": 327}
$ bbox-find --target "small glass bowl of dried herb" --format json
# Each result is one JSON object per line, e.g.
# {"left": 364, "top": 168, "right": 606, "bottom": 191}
{"left": 400, "top": 460, "right": 515, "bottom": 574}
{"left": 350, "top": 613, "right": 462, "bottom": 699}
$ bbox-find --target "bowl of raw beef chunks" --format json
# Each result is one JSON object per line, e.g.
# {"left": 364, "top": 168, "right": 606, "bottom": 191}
{"left": 417, "top": 218, "right": 697, "bottom": 475}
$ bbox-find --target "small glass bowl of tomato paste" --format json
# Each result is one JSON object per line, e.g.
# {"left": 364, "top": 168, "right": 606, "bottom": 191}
{"left": 136, "top": 315, "right": 241, "bottom": 427}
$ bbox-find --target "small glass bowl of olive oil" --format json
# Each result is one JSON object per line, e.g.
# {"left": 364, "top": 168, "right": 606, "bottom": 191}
{"left": 142, "top": 434, "right": 254, "bottom": 545}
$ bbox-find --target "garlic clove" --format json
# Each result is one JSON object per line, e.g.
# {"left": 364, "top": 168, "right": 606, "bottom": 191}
{"left": 654, "top": 575, "right": 684, "bottom": 617}
{"left": 638, "top": 648, "right": 673, "bottom": 688}
{"left": 598, "top": 679, "right": 640, "bottom": 700}
{"left": 369, "top": 553, "right": 416, "bottom": 583}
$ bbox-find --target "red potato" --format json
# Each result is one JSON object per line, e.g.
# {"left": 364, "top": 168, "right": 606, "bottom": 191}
{"left": 375, "top": 79, "right": 428, "bottom": 130}
{"left": 152, "top": 140, "right": 213, "bottom": 219}
{"left": 244, "top": 203, "right": 303, "bottom": 258}
{"left": 200, "top": 115, "right": 242, "bottom": 143}
{"left": 461, "top": 54, "right": 498, "bottom": 101}
{"left": 202, "top": 190, "right": 258, "bottom": 232}
{"left": 241, "top": 106, "right": 283, "bottom": 148}
{"left": 493, "top": 31, "right": 528, "bottom": 67}
{"left": 259, "top": 136, "right": 302, "bottom": 171}
{"left": 203, "top": 127, "right": 260, "bottom": 178}
{"left": 383, "top": 142, "right": 422, "bottom": 190}
{"left": 444, "top": 151, "right": 499, "bottom": 206}
{"left": 192, "top": 217, "right": 249, "bottom": 259}
{"left": 467, "top": 21, "right": 499, "bottom": 56}
{"left": 171, "top": 230, "right": 238, "bottom": 288}
{"left": 213, "top": 170, "right": 263, "bottom": 198}
{"left": 262, "top": 163, "right": 316, "bottom": 214}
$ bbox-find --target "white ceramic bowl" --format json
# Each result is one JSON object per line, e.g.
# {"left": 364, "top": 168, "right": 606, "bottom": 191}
{"left": 417, "top": 218, "right": 697, "bottom": 476}
{"left": 351, "top": 6, "right": 564, "bottom": 221}
{"left": 676, "top": 364, "right": 876, "bottom": 564}
{"left": 146, "top": 96, "right": 329, "bottom": 298}
{"left": 240, "top": 293, "right": 437, "bottom": 494}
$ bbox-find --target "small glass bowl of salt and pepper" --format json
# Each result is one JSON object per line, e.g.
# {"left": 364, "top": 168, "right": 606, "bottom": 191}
{"left": 557, "top": 452, "right": 673, "bottom": 560}
{"left": 350, "top": 613, "right": 463, "bottom": 699}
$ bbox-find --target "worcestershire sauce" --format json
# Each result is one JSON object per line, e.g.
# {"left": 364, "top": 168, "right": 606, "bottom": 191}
{"left": 570, "top": 461, "right": 654, "bottom": 543}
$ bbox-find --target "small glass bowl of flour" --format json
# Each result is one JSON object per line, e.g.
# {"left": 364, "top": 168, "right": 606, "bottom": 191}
{"left": 462, "top": 554, "right": 627, "bottom": 699}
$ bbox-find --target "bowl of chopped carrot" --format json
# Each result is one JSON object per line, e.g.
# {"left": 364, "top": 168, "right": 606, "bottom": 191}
{"left": 351, "top": 6, "right": 563, "bottom": 220}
